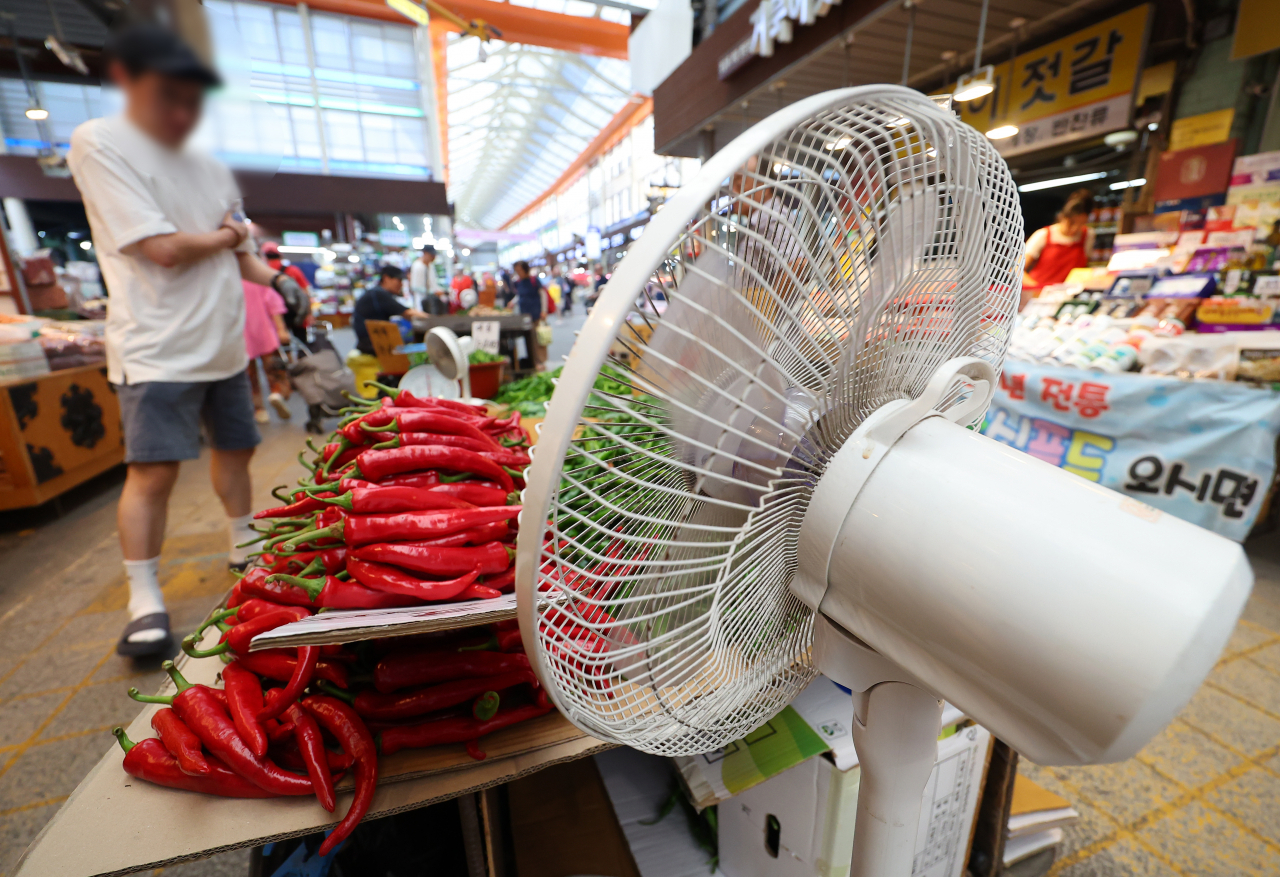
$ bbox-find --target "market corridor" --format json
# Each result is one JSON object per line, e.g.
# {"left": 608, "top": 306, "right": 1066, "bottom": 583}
{"left": 0, "top": 401, "right": 1276, "bottom": 875}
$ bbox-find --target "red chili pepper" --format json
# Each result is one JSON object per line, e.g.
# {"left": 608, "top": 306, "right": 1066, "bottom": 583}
{"left": 350, "top": 541, "right": 512, "bottom": 578}
{"left": 114, "top": 729, "right": 276, "bottom": 798}
{"left": 259, "top": 646, "right": 319, "bottom": 722}
{"left": 483, "top": 567, "right": 516, "bottom": 593}
{"left": 284, "top": 506, "right": 521, "bottom": 550}
{"left": 416, "top": 520, "right": 511, "bottom": 547}
{"left": 253, "top": 493, "right": 334, "bottom": 520}
{"left": 347, "top": 446, "right": 513, "bottom": 491}
{"left": 303, "top": 696, "right": 379, "bottom": 857}
{"left": 267, "top": 718, "right": 295, "bottom": 743}
{"left": 374, "top": 432, "right": 497, "bottom": 455}
{"left": 285, "top": 703, "right": 336, "bottom": 813}
{"left": 194, "top": 610, "right": 300, "bottom": 657}
{"left": 360, "top": 409, "right": 499, "bottom": 449}
{"left": 268, "top": 573, "right": 421, "bottom": 609}
{"left": 324, "top": 445, "right": 363, "bottom": 475}
{"left": 362, "top": 386, "right": 489, "bottom": 417}
{"left": 374, "top": 649, "right": 531, "bottom": 693}
{"left": 234, "top": 651, "right": 350, "bottom": 689}
{"left": 222, "top": 661, "right": 270, "bottom": 757}
{"left": 272, "top": 739, "right": 355, "bottom": 772}
{"left": 237, "top": 567, "right": 316, "bottom": 607}
{"left": 160, "top": 662, "right": 315, "bottom": 796}
{"left": 354, "top": 670, "right": 535, "bottom": 721}
{"left": 129, "top": 684, "right": 229, "bottom": 711}
{"left": 377, "top": 702, "right": 553, "bottom": 756}
{"left": 321, "top": 486, "right": 475, "bottom": 514}
{"left": 427, "top": 483, "right": 515, "bottom": 507}
{"left": 235, "top": 600, "right": 312, "bottom": 624}
{"left": 497, "top": 628, "right": 523, "bottom": 651}
{"left": 151, "top": 707, "right": 211, "bottom": 776}
{"left": 459, "top": 583, "right": 502, "bottom": 601}
{"left": 347, "top": 558, "right": 479, "bottom": 602}
{"left": 480, "top": 449, "right": 531, "bottom": 468}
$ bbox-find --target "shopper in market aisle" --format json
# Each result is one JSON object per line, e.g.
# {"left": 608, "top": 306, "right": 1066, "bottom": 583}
{"left": 409, "top": 244, "right": 443, "bottom": 313}
{"left": 512, "top": 261, "right": 547, "bottom": 370}
{"left": 261, "top": 241, "right": 313, "bottom": 343}
{"left": 352, "top": 265, "right": 427, "bottom": 355}
{"left": 1022, "top": 188, "right": 1096, "bottom": 306}
{"left": 67, "top": 23, "right": 317, "bottom": 657}
{"left": 242, "top": 278, "right": 293, "bottom": 423}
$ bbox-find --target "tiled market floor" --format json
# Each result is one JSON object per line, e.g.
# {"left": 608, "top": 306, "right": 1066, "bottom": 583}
{"left": 1026, "top": 535, "right": 1280, "bottom": 877}
{"left": 0, "top": 410, "right": 308, "bottom": 877}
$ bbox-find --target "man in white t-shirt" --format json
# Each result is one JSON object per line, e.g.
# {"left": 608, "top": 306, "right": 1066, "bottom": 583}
{"left": 68, "top": 24, "right": 296, "bottom": 657}
{"left": 409, "top": 245, "right": 444, "bottom": 313}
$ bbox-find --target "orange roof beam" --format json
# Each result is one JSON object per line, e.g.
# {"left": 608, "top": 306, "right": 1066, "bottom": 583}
{"left": 259, "top": 0, "right": 629, "bottom": 59}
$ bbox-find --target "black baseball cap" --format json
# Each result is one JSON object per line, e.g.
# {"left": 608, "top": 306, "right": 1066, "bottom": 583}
{"left": 105, "top": 23, "right": 222, "bottom": 87}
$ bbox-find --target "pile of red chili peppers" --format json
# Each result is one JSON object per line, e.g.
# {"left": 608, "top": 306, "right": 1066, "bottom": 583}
{"left": 112, "top": 387, "right": 554, "bottom": 857}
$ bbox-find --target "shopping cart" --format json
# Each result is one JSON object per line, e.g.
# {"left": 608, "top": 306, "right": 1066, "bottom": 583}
{"left": 284, "top": 321, "right": 358, "bottom": 434}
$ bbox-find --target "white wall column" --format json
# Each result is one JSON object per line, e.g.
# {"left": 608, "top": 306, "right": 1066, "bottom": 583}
{"left": 3, "top": 199, "right": 38, "bottom": 257}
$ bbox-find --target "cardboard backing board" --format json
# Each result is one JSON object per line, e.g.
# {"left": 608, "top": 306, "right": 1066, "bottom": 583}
{"left": 507, "top": 756, "right": 642, "bottom": 877}
{"left": 14, "top": 647, "right": 608, "bottom": 877}
{"left": 251, "top": 594, "right": 518, "bottom": 649}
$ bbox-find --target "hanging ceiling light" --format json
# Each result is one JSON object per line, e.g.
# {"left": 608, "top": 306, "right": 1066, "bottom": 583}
{"left": 954, "top": 66, "right": 995, "bottom": 102}
{"left": 986, "top": 124, "right": 1019, "bottom": 140}
{"left": 953, "top": 0, "right": 993, "bottom": 102}
{"left": 25, "top": 105, "right": 49, "bottom": 121}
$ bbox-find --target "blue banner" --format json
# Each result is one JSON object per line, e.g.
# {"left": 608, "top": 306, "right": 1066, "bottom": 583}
{"left": 981, "top": 361, "right": 1280, "bottom": 541}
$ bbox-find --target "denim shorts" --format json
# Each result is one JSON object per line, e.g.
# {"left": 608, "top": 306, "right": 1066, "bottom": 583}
{"left": 115, "top": 372, "right": 261, "bottom": 463}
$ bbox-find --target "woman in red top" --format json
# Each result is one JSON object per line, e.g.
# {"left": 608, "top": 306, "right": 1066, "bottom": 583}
{"left": 1022, "top": 189, "right": 1095, "bottom": 307}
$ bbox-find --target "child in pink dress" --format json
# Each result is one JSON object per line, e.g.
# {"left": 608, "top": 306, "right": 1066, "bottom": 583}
{"left": 243, "top": 280, "right": 292, "bottom": 422}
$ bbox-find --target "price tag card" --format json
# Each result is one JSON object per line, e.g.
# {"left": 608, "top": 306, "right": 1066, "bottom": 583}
{"left": 471, "top": 320, "right": 501, "bottom": 355}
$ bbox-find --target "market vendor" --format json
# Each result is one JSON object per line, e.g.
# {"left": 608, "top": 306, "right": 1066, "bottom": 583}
{"left": 352, "top": 265, "right": 427, "bottom": 355}
{"left": 1022, "top": 189, "right": 1095, "bottom": 305}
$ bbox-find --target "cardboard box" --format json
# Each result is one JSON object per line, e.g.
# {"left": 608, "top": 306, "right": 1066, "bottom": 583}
{"left": 719, "top": 724, "right": 991, "bottom": 877}
{"left": 507, "top": 756, "right": 641, "bottom": 877}
{"left": 676, "top": 676, "right": 964, "bottom": 809}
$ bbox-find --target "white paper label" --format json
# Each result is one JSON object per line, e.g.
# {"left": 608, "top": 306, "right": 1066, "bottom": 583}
{"left": 471, "top": 320, "right": 501, "bottom": 355}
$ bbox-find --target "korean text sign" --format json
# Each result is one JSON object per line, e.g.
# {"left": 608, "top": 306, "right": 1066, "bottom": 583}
{"left": 957, "top": 4, "right": 1150, "bottom": 156}
{"left": 981, "top": 361, "right": 1280, "bottom": 541}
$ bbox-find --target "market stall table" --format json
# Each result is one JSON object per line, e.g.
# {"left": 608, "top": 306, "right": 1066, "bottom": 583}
{"left": 0, "top": 363, "right": 122, "bottom": 510}
{"left": 411, "top": 313, "right": 536, "bottom": 377}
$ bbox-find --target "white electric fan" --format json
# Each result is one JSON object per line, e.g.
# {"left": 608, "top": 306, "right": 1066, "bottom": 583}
{"left": 400, "top": 326, "right": 487, "bottom": 405}
{"left": 514, "top": 86, "right": 1251, "bottom": 877}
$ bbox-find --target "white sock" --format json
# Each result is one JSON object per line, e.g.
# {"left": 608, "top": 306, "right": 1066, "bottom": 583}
{"left": 229, "top": 513, "right": 256, "bottom": 565}
{"left": 124, "top": 558, "right": 167, "bottom": 643}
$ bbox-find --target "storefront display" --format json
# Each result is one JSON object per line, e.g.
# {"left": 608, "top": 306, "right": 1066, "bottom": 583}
{"left": 1010, "top": 150, "right": 1280, "bottom": 539}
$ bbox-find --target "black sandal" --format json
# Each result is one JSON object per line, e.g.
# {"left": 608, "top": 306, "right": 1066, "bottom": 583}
{"left": 116, "top": 612, "right": 172, "bottom": 658}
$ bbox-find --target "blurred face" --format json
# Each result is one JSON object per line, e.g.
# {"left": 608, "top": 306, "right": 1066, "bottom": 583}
{"left": 515, "top": 265, "right": 530, "bottom": 279}
{"left": 382, "top": 275, "right": 404, "bottom": 293}
{"left": 111, "top": 64, "right": 204, "bottom": 149}
{"left": 1061, "top": 212, "right": 1088, "bottom": 233}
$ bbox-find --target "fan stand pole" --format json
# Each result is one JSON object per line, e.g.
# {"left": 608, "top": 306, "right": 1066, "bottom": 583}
{"left": 849, "top": 681, "right": 943, "bottom": 877}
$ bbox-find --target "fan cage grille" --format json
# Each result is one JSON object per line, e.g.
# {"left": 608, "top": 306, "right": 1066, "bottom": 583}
{"left": 528, "top": 90, "right": 1023, "bottom": 756}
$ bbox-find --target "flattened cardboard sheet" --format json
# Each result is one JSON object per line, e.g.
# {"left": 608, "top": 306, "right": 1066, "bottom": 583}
{"left": 251, "top": 594, "right": 518, "bottom": 650}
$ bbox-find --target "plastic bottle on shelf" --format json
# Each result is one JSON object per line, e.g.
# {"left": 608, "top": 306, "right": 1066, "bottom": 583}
{"left": 1091, "top": 343, "right": 1139, "bottom": 373}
